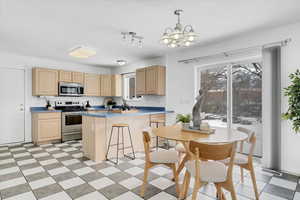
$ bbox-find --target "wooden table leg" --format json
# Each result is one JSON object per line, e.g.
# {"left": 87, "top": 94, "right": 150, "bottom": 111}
{"left": 176, "top": 141, "right": 190, "bottom": 176}
{"left": 177, "top": 154, "right": 189, "bottom": 176}
{"left": 172, "top": 143, "right": 190, "bottom": 181}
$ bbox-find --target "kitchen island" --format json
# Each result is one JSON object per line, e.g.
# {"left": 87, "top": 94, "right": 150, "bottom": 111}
{"left": 81, "top": 108, "right": 174, "bottom": 162}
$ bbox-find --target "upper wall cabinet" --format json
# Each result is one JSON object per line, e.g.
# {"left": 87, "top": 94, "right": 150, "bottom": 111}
{"left": 59, "top": 70, "right": 84, "bottom": 84}
{"left": 146, "top": 66, "right": 165, "bottom": 95}
{"left": 111, "top": 75, "right": 122, "bottom": 97}
{"left": 100, "top": 74, "right": 112, "bottom": 96}
{"left": 84, "top": 73, "right": 100, "bottom": 96}
{"left": 136, "top": 66, "right": 165, "bottom": 96}
{"left": 136, "top": 68, "right": 146, "bottom": 95}
{"left": 32, "top": 67, "right": 121, "bottom": 97}
{"left": 72, "top": 72, "right": 84, "bottom": 84}
{"left": 32, "top": 68, "right": 59, "bottom": 96}
{"left": 59, "top": 70, "right": 72, "bottom": 82}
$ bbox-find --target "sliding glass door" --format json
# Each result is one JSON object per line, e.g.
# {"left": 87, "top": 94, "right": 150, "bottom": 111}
{"left": 200, "top": 66, "right": 228, "bottom": 128}
{"left": 199, "top": 62, "right": 262, "bottom": 157}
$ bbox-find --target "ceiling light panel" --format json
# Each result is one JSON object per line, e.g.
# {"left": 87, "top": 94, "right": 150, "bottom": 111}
{"left": 69, "top": 46, "right": 96, "bottom": 58}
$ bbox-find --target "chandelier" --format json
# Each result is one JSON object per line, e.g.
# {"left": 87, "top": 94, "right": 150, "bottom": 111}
{"left": 160, "top": 9, "right": 198, "bottom": 48}
{"left": 121, "top": 32, "right": 143, "bottom": 48}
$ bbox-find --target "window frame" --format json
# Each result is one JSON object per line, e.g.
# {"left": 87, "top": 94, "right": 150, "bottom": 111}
{"left": 122, "top": 72, "right": 142, "bottom": 101}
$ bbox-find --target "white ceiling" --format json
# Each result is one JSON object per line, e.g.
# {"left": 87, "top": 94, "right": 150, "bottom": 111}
{"left": 0, "top": 0, "right": 300, "bottom": 67}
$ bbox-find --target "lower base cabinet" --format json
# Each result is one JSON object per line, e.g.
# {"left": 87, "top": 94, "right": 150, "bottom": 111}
{"left": 82, "top": 113, "right": 166, "bottom": 162}
{"left": 32, "top": 112, "right": 61, "bottom": 145}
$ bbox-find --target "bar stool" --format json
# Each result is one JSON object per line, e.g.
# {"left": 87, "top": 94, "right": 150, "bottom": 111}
{"left": 106, "top": 123, "right": 135, "bottom": 164}
{"left": 150, "top": 119, "right": 170, "bottom": 150}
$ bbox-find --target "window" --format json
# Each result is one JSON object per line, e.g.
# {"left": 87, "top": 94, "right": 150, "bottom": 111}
{"left": 123, "top": 73, "right": 142, "bottom": 100}
{"left": 198, "top": 61, "right": 262, "bottom": 157}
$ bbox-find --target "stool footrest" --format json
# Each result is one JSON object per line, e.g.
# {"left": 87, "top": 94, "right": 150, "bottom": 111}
{"left": 107, "top": 143, "right": 124, "bottom": 147}
{"left": 107, "top": 145, "right": 134, "bottom": 150}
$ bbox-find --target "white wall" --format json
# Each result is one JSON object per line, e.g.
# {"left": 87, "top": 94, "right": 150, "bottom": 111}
{"left": 0, "top": 51, "right": 111, "bottom": 143}
{"left": 165, "top": 21, "right": 300, "bottom": 175}
{"left": 111, "top": 57, "right": 166, "bottom": 107}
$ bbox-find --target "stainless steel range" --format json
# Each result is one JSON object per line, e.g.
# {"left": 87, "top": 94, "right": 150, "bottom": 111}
{"left": 55, "top": 101, "right": 85, "bottom": 142}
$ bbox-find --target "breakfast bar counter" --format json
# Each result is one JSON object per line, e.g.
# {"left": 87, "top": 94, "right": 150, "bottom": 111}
{"left": 81, "top": 108, "right": 174, "bottom": 162}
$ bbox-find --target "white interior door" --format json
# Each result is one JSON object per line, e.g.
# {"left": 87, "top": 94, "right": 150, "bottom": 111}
{"left": 0, "top": 68, "right": 25, "bottom": 144}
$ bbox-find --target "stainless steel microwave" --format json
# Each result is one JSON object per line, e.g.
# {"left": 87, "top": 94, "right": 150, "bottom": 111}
{"left": 59, "top": 82, "right": 84, "bottom": 96}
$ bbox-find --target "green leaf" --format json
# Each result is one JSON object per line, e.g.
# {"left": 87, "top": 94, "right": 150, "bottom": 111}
{"left": 283, "top": 69, "right": 300, "bottom": 133}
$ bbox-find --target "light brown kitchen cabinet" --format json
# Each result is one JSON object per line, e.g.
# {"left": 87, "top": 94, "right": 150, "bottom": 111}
{"left": 146, "top": 66, "right": 165, "bottom": 95}
{"left": 136, "top": 68, "right": 146, "bottom": 95}
{"left": 59, "top": 70, "right": 84, "bottom": 84}
{"left": 72, "top": 72, "right": 84, "bottom": 84}
{"left": 32, "top": 112, "right": 61, "bottom": 145}
{"left": 136, "top": 66, "right": 165, "bottom": 96}
{"left": 32, "top": 68, "right": 59, "bottom": 96}
{"left": 111, "top": 74, "right": 122, "bottom": 96}
{"left": 84, "top": 73, "right": 100, "bottom": 96}
{"left": 100, "top": 74, "right": 112, "bottom": 96}
{"left": 59, "top": 70, "right": 73, "bottom": 82}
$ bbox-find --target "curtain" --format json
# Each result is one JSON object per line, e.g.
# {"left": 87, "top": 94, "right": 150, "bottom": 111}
{"left": 262, "top": 47, "right": 281, "bottom": 170}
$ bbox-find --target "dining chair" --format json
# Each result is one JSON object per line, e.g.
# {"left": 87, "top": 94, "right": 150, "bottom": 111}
{"left": 221, "top": 127, "right": 259, "bottom": 200}
{"left": 175, "top": 142, "right": 186, "bottom": 160}
{"left": 174, "top": 122, "right": 186, "bottom": 159}
{"left": 140, "top": 128, "right": 180, "bottom": 197}
{"left": 180, "top": 141, "right": 237, "bottom": 200}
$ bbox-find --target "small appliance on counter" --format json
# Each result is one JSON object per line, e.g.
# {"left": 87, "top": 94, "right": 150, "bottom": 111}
{"left": 84, "top": 100, "right": 92, "bottom": 109}
{"left": 104, "top": 97, "right": 116, "bottom": 111}
{"left": 106, "top": 100, "right": 116, "bottom": 111}
{"left": 45, "top": 100, "right": 55, "bottom": 110}
{"left": 55, "top": 101, "right": 85, "bottom": 142}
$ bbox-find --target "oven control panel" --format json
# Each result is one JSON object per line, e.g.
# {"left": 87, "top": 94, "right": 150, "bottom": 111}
{"left": 55, "top": 101, "right": 81, "bottom": 106}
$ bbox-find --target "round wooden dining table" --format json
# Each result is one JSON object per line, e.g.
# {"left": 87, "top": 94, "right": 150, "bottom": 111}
{"left": 152, "top": 124, "right": 248, "bottom": 176}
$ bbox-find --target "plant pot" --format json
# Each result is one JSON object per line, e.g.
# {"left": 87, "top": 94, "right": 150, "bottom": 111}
{"left": 182, "top": 122, "right": 190, "bottom": 129}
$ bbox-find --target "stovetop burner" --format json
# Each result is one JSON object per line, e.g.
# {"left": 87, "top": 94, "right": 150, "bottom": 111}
{"left": 55, "top": 101, "right": 86, "bottom": 112}
{"left": 55, "top": 106, "right": 86, "bottom": 112}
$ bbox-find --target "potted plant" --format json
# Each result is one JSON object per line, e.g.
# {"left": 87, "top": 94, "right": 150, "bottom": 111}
{"left": 176, "top": 114, "right": 191, "bottom": 129}
{"left": 282, "top": 69, "right": 300, "bottom": 133}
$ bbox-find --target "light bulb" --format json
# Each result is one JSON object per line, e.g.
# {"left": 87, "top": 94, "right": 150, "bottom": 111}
{"left": 174, "top": 33, "right": 180, "bottom": 39}
{"left": 117, "top": 60, "right": 127, "bottom": 66}
{"left": 163, "top": 38, "right": 169, "bottom": 44}
{"left": 170, "top": 43, "right": 176, "bottom": 48}
{"left": 184, "top": 41, "right": 191, "bottom": 46}
{"left": 188, "top": 36, "right": 194, "bottom": 41}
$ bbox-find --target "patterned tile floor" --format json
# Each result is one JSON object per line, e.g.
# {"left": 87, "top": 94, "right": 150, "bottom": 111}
{"left": 0, "top": 140, "right": 299, "bottom": 200}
